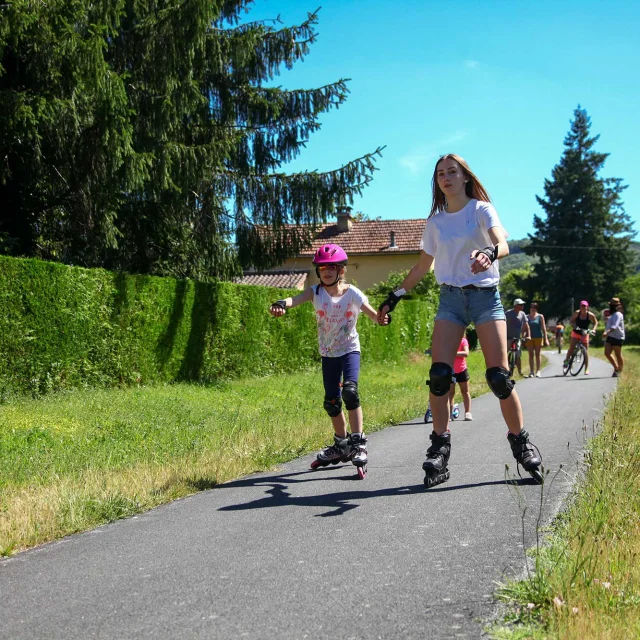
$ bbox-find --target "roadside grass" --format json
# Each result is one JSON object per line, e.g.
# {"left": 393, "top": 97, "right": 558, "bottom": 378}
{"left": 490, "top": 346, "right": 640, "bottom": 639}
{"left": 1, "top": 351, "right": 493, "bottom": 555}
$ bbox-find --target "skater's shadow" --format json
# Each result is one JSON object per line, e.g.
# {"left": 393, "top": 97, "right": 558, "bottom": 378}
{"left": 215, "top": 470, "right": 532, "bottom": 517}
{"left": 554, "top": 375, "right": 609, "bottom": 381}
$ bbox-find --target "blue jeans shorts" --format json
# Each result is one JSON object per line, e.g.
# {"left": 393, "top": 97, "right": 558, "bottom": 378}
{"left": 436, "top": 285, "right": 506, "bottom": 328}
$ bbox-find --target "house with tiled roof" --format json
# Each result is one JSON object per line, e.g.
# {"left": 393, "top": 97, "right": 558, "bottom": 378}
{"left": 236, "top": 208, "right": 426, "bottom": 291}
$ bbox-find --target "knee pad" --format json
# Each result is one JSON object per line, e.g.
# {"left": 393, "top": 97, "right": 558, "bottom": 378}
{"left": 323, "top": 395, "right": 343, "bottom": 417}
{"left": 485, "top": 366, "right": 515, "bottom": 399}
{"left": 427, "top": 362, "right": 453, "bottom": 396}
{"left": 342, "top": 380, "right": 360, "bottom": 410}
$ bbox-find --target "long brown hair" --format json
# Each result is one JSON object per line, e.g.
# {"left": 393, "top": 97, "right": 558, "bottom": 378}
{"left": 429, "top": 154, "right": 492, "bottom": 218}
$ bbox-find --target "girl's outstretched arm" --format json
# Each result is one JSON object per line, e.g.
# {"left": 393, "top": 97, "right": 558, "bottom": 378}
{"left": 269, "top": 287, "right": 313, "bottom": 317}
{"left": 362, "top": 301, "right": 390, "bottom": 325}
{"left": 376, "top": 250, "right": 434, "bottom": 323}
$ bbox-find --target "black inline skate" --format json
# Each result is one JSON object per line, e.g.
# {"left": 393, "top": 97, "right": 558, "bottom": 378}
{"left": 310, "top": 433, "right": 368, "bottom": 479}
{"left": 507, "top": 429, "right": 543, "bottom": 484}
{"left": 422, "top": 430, "right": 451, "bottom": 489}
{"left": 349, "top": 432, "right": 368, "bottom": 480}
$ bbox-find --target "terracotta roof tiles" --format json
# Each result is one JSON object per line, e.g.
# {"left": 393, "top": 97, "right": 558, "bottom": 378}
{"left": 296, "top": 218, "right": 425, "bottom": 256}
{"left": 235, "top": 270, "right": 309, "bottom": 290}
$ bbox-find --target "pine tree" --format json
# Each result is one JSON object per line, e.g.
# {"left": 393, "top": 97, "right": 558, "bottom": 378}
{"left": 0, "top": 1, "right": 382, "bottom": 279}
{"left": 525, "top": 106, "right": 635, "bottom": 318}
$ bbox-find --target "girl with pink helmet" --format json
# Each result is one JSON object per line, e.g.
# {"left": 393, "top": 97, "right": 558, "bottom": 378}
{"left": 269, "top": 243, "right": 390, "bottom": 479}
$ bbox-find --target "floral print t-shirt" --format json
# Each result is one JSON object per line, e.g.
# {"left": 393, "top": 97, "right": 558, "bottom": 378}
{"left": 312, "top": 285, "right": 368, "bottom": 357}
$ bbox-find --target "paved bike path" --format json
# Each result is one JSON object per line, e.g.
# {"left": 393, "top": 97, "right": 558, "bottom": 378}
{"left": 0, "top": 353, "right": 616, "bottom": 639}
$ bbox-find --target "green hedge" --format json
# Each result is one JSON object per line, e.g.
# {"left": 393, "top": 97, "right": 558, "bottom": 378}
{"left": 0, "top": 256, "right": 435, "bottom": 398}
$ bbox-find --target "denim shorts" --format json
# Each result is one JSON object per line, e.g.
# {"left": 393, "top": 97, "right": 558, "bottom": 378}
{"left": 436, "top": 285, "right": 506, "bottom": 328}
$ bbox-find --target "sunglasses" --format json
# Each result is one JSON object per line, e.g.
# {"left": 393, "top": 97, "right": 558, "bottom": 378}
{"left": 317, "top": 265, "right": 339, "bottom": 272}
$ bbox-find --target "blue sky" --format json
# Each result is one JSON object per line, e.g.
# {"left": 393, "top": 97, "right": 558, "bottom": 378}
{"left": 245, "top": 0, "right": 639, "bottom": 241}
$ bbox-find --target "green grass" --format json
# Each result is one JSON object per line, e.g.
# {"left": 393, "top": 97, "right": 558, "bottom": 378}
{"left": 0, "top": 350, "right": 493, "bottom": 555}
{"left": 490, "top": 346, "right": 640, "bottom": 640}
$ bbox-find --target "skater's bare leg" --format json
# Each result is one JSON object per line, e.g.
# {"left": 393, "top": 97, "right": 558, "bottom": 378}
{"left": 430, "top": 319, "right": 465, "bottom": 435}
{"left": 347, "top": 407, "right": 363, "bottom": 435}
{"left": 330, "top": 414, "right": 348, "bottom": 439}
{"left": 475, "top": 320, "right": 524, "bottom": 435}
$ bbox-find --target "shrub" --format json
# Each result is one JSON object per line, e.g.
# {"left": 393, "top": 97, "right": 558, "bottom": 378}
{"left": 0, "top": 256, "right": 436, "bottom": 397}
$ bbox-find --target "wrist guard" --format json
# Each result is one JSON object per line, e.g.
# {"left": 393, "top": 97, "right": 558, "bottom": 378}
{"left": 477, "top": 245, "right": 499, "bottom": 264}
{"left": 378, "top": 290, "right": 403, "bottom": 314}
{"left": 271, "top": 300, "right": 287, "bottom": 310}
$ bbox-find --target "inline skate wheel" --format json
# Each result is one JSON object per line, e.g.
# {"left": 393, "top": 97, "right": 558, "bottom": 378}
{"left": 529, "top": 468, "right": 544, "bottom": 484}
{"left": 310, "top": 459, "right": 323, "bottom": 470}
{"left": 424, "top": 469, "right": 450, "bottom": 489}
{"left": 357, "top": 466, "right": 366, "bottom": 480}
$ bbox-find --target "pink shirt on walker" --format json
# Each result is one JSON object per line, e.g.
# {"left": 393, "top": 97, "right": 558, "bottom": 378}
{"left": 453, "top": 337, "right": 469, "bottom": 375}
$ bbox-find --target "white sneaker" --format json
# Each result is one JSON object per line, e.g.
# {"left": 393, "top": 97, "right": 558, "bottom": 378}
{"left": 464, "top": 412, "right": 473, "bottom": 421}
{"left": 535, "top": 371, "right": 541, "bottom": 378}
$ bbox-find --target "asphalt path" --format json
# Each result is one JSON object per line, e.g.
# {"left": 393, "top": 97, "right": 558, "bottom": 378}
{"left": 0, "top": 351, "right": 617, "bottom": 639}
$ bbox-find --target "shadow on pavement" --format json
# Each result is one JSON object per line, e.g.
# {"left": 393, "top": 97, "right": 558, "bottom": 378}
{"left": 214, "top": 469, "right": 533, "bottom": 517}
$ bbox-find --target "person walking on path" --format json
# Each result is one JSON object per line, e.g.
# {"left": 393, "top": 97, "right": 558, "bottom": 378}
{"left": 526, "top": 303, "right": 549, "bottom": 377}
{"left": 505, "top": 298, "right": 530, "bottom": 376}
{"left": 377, "top": 153, "right": 543, "bottom": 487}
{"left": 270, "top": 244, "right": 390, "bottom": 478}
{"left": 565, "top": 301, "right": 599, "bottom": 375}
{"left": 603, "top": 297, "right": 625, "bottom": 377}
{"left": 449, "top": 333, "right": 473, "bottom": 421}
{"left": 554, "top": 321, "right": 565, "bottom": 354}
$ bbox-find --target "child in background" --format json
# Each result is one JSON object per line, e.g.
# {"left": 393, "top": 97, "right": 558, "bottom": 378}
{"left": 269, "top": 243, "right": 389, "bottom": 479}
{"left": 449, "top": 333, "right": 472, "bottom": 421}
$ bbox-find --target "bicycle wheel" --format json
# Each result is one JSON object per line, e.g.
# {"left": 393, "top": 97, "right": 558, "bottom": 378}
{"left": 562, "top": 354, "right": 571, "bottom": 376}
{"left": 508, "top": 350, "right": 516, "bottom": 377}
{"left": 570, "top": 347, "right": 585, "bottom": 376}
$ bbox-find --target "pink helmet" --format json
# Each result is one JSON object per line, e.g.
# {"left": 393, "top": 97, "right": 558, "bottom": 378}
{"left": 312, "top": 244, "right": 348, "bottom": 265}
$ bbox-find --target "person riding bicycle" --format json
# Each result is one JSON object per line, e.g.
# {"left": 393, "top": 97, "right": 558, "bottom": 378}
{"left": 564, "top": 300, "right": 598, "bottom": 375}
{"left": 505, "top": 298, "right": 530, "bottom": 376}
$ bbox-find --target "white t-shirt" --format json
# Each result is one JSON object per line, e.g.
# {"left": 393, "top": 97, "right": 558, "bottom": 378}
{"left": 312, "top": 285, "right": 368, "bottom": 357}
{"left": 421, "top": 199, "right": 507, "bottom": 287}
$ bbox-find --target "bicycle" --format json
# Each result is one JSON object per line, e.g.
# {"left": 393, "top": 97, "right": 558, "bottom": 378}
{"left": 508, "top": 337, "right": 521, "bottom": 377}
{"left": 562, "top": 328, "right": 594, "bottom": 376}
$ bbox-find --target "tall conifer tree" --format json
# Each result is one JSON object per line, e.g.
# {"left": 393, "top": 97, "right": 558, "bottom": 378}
{"left": 0, "top": 1, "right": 382, "bottom": 279}
{"left": 525, "top": 106, "right": 634, "bottom": 318}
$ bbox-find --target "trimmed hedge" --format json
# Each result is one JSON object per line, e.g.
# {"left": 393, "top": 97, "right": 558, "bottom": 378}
{"left": 0, "top": 256, "right": 436, "bottom": 398}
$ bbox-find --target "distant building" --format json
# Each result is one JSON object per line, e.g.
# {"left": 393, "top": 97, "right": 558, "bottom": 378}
{"left": 235, "top": 207, "right": 426, "bottom": 291}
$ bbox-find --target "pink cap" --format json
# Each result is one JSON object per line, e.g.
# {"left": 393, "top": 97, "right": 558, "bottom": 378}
{"left": 580, "top": 300, "right": 589, "bottom": 307}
